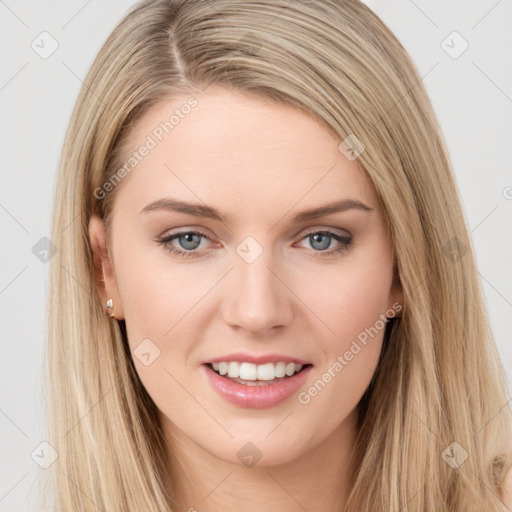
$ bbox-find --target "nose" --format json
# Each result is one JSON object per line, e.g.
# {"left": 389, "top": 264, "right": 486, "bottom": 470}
{"left": 221, "top": 245, "right": 294, "bottom": 335}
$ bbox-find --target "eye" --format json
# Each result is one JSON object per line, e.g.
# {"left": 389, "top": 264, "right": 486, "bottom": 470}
{"left": 157, "top": 230, "right": 214, "bottom": 259}
{"left": 156, "top": 228, "right": 353, "bottom": 259}
{"left": 294, "top": 229, "right": 353, "bottom": 257}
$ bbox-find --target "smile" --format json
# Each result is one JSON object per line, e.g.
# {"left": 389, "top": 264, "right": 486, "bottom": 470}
{"left": 211, "top": 361, "right": 306, "bottom": 382}
{"left": 203, "top": 361, "right": 313, "bottom": 408}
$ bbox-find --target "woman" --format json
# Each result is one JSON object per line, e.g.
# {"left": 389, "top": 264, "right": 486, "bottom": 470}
{"left": 41, "top": 0, "right": 512, "bottom": 510}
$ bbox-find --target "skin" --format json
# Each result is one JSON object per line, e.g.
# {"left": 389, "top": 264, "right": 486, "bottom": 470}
{"left": 89, "top": 87, "right": 403, "bottom": 512}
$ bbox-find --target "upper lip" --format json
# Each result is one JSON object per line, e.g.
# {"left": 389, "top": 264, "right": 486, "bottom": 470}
{"left": 204, "top": 353, "right": 312, "bottom": 365}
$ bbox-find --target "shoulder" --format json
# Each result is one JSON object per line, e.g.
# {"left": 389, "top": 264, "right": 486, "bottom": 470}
{"left": 502, "top": 465, "right": 512, "bottom": 508}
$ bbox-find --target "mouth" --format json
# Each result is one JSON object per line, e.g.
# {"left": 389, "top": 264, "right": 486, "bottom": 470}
{"left": 204, "top": 361, "right": 313, "bottom": 386}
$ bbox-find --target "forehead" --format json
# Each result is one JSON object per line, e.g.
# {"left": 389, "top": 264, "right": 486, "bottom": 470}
{"left": 113, "top": 88, "right": 379, "bottom": 221}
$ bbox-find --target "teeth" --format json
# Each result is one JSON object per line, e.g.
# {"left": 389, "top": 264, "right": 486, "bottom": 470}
{"left": 275, "top": 362, "right": 286, "bottom": 378}
{"left": 227, "top": 361, "right": 240, "bottom": 378}
{"left": 239, "top": 362, "right": 257, "bottom": 380}
{"left": 285, "top": 362, "right": 296, "bottom": 376}
{"left": 257, "top": 363, "right": 274, "bottom": 380}
{"left": 210, "top": 361, "right": 304, "bottom": 380}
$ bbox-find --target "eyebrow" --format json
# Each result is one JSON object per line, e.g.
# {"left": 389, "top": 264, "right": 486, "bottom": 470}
{"left": 140, "top": 197, "right": 374, "bottom": 223}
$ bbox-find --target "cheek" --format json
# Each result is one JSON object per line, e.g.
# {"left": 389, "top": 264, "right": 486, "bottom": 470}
{"left": 114, "top": 239, "right": 209, "bottom": 340}
{"left": 114, "top": 248, "right": 204, "bottom": 412}
{"left": 113, "top": 239, "right": 225, "bottom": 396}
{"left": 292, "top": 248, "right": 393, "bottom": 410}
{"left": 294, "top": 278, "right": 389, "bottom": 425}
{"left": 295, "top": 248, "right": 394, "bottom": 351}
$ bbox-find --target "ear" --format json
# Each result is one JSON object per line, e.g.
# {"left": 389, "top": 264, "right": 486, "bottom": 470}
{"left": 88, "top": 214, "right": 124, "bottom": 320}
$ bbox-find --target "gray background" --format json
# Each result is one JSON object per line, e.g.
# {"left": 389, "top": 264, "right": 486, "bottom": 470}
{"left": 1, "top": 1, "right": 511, "bottom": 510}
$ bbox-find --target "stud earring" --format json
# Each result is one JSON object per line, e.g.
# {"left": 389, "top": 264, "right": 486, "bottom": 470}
{"left": 105, "top": 298, "right": 115, "bottom": 318}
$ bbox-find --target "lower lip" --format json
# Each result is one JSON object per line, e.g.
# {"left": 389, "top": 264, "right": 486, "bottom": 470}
{"left": 202, "top": 364, "right": 312, "bottom": 409}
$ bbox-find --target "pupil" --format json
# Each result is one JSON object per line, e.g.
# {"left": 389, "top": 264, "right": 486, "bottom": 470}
{"left": 311, "top": 233, "right": 330, "bottom": 250}
{"left": 180, "top": 233, "right": 200, "bottom": 250}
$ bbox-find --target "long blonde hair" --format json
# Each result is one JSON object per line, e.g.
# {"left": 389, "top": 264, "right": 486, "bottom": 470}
{"left": 41, "top": 0, "right": 512, "bottom": 509}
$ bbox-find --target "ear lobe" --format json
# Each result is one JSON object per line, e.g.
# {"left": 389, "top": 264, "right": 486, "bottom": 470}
{"left": 88, "top": 214, "right": 124, "bottom": 319}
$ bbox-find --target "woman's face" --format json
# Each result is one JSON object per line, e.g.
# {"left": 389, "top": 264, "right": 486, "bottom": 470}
{"left": 90, "top": 87, "right": 402, "bottom": 467}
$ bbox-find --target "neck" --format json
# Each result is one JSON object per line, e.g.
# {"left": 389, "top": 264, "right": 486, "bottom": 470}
{"left": 162, "top": 410, "right": 359, "bottom": 512}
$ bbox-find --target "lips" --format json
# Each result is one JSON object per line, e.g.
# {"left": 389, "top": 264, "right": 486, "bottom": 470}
{"left": 201, "top": 353, "right": 313, "bottom": 408}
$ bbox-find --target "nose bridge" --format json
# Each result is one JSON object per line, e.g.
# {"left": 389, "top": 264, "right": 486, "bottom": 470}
{"left": 222, "top": 234, "right": 293, "bottom": 333}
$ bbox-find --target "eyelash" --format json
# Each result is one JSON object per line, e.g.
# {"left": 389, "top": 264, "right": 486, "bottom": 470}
{"left": 156, "top": 228, "right": 353, "bottom": 259}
